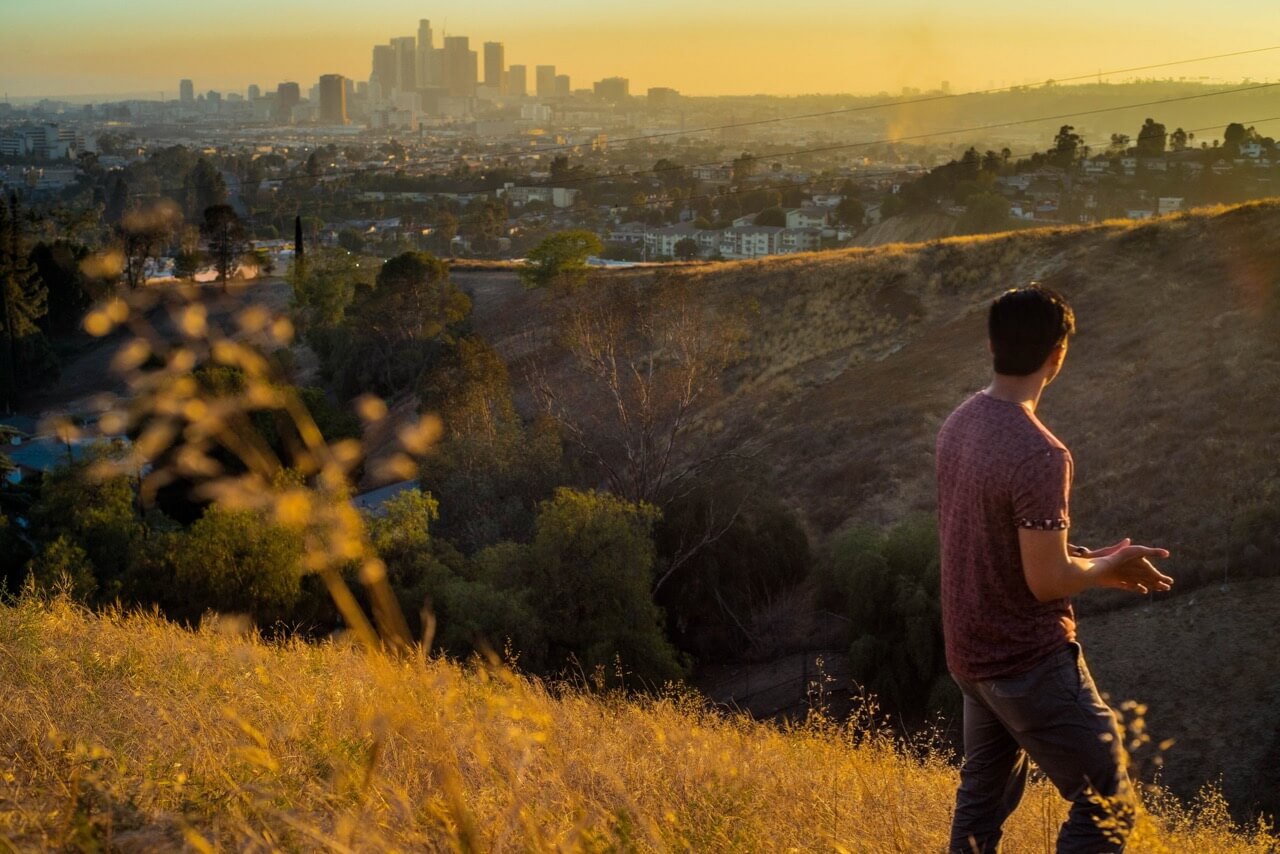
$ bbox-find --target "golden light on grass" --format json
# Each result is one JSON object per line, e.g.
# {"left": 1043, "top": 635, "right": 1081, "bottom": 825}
{"left": 0, "top": 597, "right": 1274, "bottom": 851}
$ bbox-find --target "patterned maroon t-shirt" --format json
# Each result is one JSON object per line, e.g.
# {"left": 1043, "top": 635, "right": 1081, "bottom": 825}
{"left": 936, "top": 391, "right": 1077, "bottom": 681}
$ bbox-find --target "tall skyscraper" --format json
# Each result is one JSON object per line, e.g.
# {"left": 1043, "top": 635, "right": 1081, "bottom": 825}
{"left": 554, "top": 74, "right": 571, "bottom": 97}
{"left": 371, "top": 44, "right": 397, "bottom": 98}
{"left": 179, "top": 79, "right": 194, "bottom": 104}
{"left": 391, "top": 36, "right": 417, "bottom": 93}
{"left": 507, "top": 65, "right": 528, "bottom": 97}
{"left": 318, "top": 74, "right": 349, "bottom": 125}
{"left": 247, "top": 84, "right": 261, "bottom": 101}
{"left": 535, "top": 65, "right": 556, "bottom": 98}
{"left": 593, "top": 77, "right": 629, "bottom": 102}
{"left": 276, "top": 82, "right": 301, "bottom": 123}
{"left": 442, "top": 36, "right": 478, "bottom": 97}
{"left": 417, "top": 19, "right": 436, "bottom": 84}
{"left": 483, "top": 42, "right": 506, "bottom": 94}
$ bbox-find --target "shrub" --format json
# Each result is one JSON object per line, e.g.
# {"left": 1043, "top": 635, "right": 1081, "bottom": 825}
{"left": 168, "top": 506, "right": 305, "bottom": 624}
{"left": 518, "top": 488, "right": 686, "bottom": 684}
{"left": 818, "top": 515, "right": 945, "bottom": 718}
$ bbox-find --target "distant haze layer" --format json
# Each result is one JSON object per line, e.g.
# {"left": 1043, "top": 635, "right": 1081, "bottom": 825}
{"left": 1, "top": 0, "right": 1278, "bottom": 98}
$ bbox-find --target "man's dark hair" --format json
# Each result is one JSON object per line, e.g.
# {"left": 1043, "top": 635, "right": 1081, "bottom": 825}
{"left": 988, "top": 285, "right": 1076, "bottom": 376}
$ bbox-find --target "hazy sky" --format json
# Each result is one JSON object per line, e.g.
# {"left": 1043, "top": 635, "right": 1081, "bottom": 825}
{"left": 2, "top": 0, "right": 1279, "bottom": 98}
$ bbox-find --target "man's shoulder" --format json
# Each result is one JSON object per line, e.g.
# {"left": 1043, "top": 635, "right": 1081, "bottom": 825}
{"left": 939, "top": 393, "right": 1069, "bottom": 465}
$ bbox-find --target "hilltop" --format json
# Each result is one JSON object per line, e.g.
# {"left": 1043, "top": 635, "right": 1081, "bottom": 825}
{"left": 0, "top": 596, "right": 1272, "bottom": 851}
{"left": 468, "top": 199, "right": 1280, "bottom": 816}
{"left": 487, "top": 199, "right": 1280, "bottom": 581}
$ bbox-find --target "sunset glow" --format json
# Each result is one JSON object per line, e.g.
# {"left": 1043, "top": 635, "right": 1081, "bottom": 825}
{"left": 3, "top": 0, "right": 1279, "bottom": 98}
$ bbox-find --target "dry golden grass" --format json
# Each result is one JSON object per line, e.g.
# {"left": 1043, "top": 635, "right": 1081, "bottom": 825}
{"left": 0, "top": 595, "right": 1273, "bottom": 852}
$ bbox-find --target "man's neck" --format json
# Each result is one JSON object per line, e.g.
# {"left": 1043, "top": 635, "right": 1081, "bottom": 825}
{"left": 985, "top": 373, "right": 1048, "bottom": 413}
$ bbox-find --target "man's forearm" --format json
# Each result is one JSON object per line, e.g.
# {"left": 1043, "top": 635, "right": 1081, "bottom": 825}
{"left": 1028, "top": 554, "right": 1102, "bottom": 601}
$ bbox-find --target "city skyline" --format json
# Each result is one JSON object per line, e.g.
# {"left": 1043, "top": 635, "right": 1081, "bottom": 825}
{"left": 3, "top": 1, "right": 1280, "bottom": 100}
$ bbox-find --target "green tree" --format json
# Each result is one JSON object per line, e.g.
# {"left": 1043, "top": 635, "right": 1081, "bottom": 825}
{"left": 1223, "top": 122, "right": 1248, "bottom": 154}
{"left": 200, "top": 205, "right": 247, "bottom": 293}
{"left": 1051, "top": 125, "right": 1084, "bottom": 168}
{"left": 330, "top": 251, "right": 471, "bottom": 396}
{"left": 673, "top": 236, "right": 700, "bottom": 261}
{"left": 0, "top": 194, "right": 57, "bottom": 411}
{"left": 518, "top": 230, "right": 603, "bottom": 291}
{"left": 29, "top": 449, "right": 144, "bottom": 599}
{"left": 957, "top": 192, "right": 1012, "bottom": 235}
{"left": 337, "top": 228, "right": 366, "bottom": 254}
{"left": 27, "top": 535, "right": 97, "bottom": 601}
{"left": 368, "top": 489, "right": 543, "bottom": 658}
{"left": 836, "top": 196, "right": 866, "bottom": 228}
{"left": 169, "top": 505, "right": 305, "bottom": 624}
{"left": 420, "top": 337, "right": 563, "bottom": 551}
{"left": 818, "top": 515, "right": 947, "bottom": 716}
{"left": 119, "top": 202, "right": 181, "bottom": 290}
{"left": 30, "top": 240, "right": 104, "bottom": 335}
{"left": 754, "top": 207, "right": 786, "bottom": 227}
{"left": 183, "top": 157, "right": 227, "bottom": 220}
{"left": 1136, "top": 118, "right": 1167, "bottom": 157}
{"left": 521, "top": 488, "right": 685, "bottom": 684}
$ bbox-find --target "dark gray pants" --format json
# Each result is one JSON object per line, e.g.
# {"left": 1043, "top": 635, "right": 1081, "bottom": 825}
{"left": 948, "top": 642, "right": 1134, "bottom": 854}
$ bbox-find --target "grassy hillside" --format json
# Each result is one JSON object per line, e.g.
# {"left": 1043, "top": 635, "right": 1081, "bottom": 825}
{"left": 0, "top": 596, "right": 1273, "bottom": 852}
{"left": 497, "top": 200, "right": 1280, "bottom": 579}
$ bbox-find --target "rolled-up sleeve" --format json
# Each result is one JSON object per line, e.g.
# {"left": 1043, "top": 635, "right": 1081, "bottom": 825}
{"left": 1012, "top": 447, "right": 1072, "bottom": 531}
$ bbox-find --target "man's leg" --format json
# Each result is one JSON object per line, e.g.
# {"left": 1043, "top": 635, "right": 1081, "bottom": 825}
{"left": 976, "top": 645, "right": 1134, "bottom": 854}
{"left": 949, "top": 680, "right": 1030, "bottom": 854}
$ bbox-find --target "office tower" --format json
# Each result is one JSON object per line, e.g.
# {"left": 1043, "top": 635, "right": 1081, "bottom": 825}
{"left": 554, "top": 74, "right": 570, "bottom": 97}
{"left": 276, "top": 82, "right": 301, "bottom": 122}
{"left": 319, "top": 74, "right": 349, "bottom": 124}
{"left": 179, "top": 79, "right": 194, "bottom": 104}
{"left": 535, "top": 65, "right": 556, "bottom": 98}
{"left": 647, "top": 87, "right": 680, "bottom": 108}
{"left": 483, "top": 42, "right": 505, "bottom": 94}
{"left": 442, "top": 36, "right": 478, "bottom": 97}
{"left": 371, "top": 44, "right": 397, "bottom": 97}
{"left": 417, "top": 19, "right": 436, "bottom": 84}
{"left": 593, "top": 77, "right": 629, "bottom": 101}
{"left": 507, "top": 64, "right": 528, "bottom": 97}
{"left": 247, "top": 84, "right": 261, "bottom": 101}
{"left": 392, "top": 36, "right": 417, "bottom": 93}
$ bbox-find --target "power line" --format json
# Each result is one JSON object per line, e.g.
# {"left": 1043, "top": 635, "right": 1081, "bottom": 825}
{"left": 247, "top": 115, "right": 1280, "bottom": 227}
{"left": 121, "top": 47, "right": 1280, "bottom": 202}
{"left": 553, "top": 81, "right": 1280, "bottom": 187}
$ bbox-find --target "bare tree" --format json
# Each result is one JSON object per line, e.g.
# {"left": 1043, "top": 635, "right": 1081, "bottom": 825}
{"left": 532, "top": 271, "right": 752, "bottom": 592}
{"left": 118, "top": 201, "right": 181, "bottom": 290}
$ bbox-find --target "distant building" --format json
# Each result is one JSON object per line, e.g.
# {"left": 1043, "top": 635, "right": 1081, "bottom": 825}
{"left": 370, "top": 45, "right": 397, "bottom": 101}
{"left": 276, "top": 82, "right": 301, "bottom": 123}
{"left": 442, "top": 36, "right": 478, "bottom": 97}
{"left": 647, "top": 87, "right": 680, "bottom": 108}
{"left": 536, "top": 65, "right": 556, "bottom": 98}
{"left": 247, "top": 84, "right": 261, "bottom": 101}
{"left": 318, "top": 74, "right": 349, "bottom": 125}
{"left": 593, "top": 77, "right": 629, "bottom": 102}
{"left": 179, "top": 79, "right": 194, "bottom": 104}
{"left": 391, "top": 36, "right": 417, "bottom": 94}
{"left": 483, "top": 42, "right": 506, "bottom": 94}
{"left": 554, "top": 74, "right": 571, "bottom": 97}
{"left": 417, "top": 19, "right": 436, "bottom": 84}
{"left": 507, "top": 64, "right": 528, "bottom": 97}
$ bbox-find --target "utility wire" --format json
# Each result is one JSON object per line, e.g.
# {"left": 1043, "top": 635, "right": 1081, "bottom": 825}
{"left": 120, "top": 46, "right": 1280, "bottom": 201}
{"left": 245, "top": 115, "right": 1280, "bottom": 227}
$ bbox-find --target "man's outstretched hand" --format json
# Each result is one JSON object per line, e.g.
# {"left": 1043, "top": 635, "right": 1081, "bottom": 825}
{"left": 1091, "top": 540, "right": 1173, "bottom": 594}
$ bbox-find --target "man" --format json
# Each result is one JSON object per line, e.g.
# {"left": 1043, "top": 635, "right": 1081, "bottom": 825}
{"left": 936, "top": 286, "right": 1173, "bottom": 853}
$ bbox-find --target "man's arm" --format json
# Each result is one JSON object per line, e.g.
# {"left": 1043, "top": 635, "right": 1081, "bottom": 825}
{"left": 1020, "top": 528, "right": 1173, "bottom": 602}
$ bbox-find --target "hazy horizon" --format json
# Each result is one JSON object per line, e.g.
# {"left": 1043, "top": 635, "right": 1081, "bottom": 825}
{"left": 2, "top": 0, "right": 1279, "bottom": 100}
